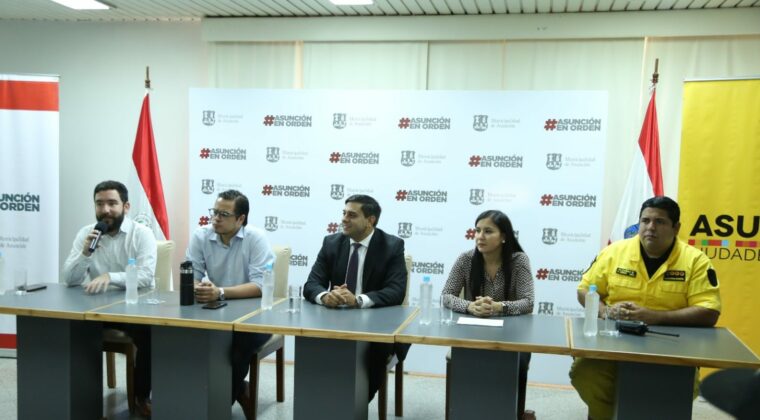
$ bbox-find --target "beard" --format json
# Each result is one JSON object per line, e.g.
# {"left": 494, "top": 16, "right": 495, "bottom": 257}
{"left": 97, "top": 212, "right": 126, "bottom": 234}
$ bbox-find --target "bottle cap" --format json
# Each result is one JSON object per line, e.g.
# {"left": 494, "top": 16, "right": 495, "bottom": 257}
{"left": 128, "top": 258, "right": 136, "bottom": 265}
{"left": 266, "top": 262, "right": 273, "bottom": 270}
{"left": 423, "top": 276, "right": 431, "bottom": 283}
{"left": 589, "top": 284, "right": 597, "bottom": 292}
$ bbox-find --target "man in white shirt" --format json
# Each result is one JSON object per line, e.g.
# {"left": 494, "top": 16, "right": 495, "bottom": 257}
{"left": 62, "top": 180, "right": 156, "bottom": 417}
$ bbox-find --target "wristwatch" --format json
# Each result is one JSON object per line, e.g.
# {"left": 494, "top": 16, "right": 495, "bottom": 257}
{"left": 218, "top": 287, "right": 226, "bottom": 301}
{"left": 355, "top": 295, "right": 364, "bottom": 308}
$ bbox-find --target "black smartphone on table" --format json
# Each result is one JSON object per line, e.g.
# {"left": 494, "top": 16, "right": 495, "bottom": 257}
{"left": 202, "top": 301, "right": 227, "bottom": 310}
{"left": 23, "top": 284, "right": 47, "bottom": 292}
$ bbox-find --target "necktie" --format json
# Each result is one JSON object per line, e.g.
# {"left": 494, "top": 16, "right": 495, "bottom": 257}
{"left": 345, "top": 243, "right": 361, "bottom": 294}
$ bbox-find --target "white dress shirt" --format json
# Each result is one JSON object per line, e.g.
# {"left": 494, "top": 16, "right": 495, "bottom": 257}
{"left": 62, "top": 217, "right": 157, "bottom": 289}
{"left": 316, "top": 229, "right": 375, "bottom": 308}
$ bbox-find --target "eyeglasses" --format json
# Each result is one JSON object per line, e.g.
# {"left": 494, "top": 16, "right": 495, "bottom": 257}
{"left": 208, "top": 208, "right": 235, "bottom": 218}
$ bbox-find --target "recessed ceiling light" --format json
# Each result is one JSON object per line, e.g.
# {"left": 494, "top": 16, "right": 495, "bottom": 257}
{"left": 50, "top": 0, "right": 111, "bottom": 10}
{"left": 330, "top": 0, "right": 373, "bottom": 5}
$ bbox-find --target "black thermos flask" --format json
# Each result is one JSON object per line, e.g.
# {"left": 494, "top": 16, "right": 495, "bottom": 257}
{"left": 180, "top": 261, "right": 194, "bottom": 306}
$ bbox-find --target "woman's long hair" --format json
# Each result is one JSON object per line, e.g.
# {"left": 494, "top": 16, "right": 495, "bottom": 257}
{"left": 469, "top": 210, "right": 523, "bottom": 299}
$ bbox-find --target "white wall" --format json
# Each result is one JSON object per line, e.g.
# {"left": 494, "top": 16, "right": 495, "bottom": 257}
{"left": 2, "top": 12, "right": 760, "bottom": 384}
{"left": 2, "top": 11, "right": 758, "bottom": 287}
{"left": 0, "top": 20, "right": 207, "bottom": 274}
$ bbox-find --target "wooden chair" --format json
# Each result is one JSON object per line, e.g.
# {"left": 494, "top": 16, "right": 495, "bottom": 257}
{"left": 104, "top": 239, "right": 174, "bottom": 413}
{"left": 378, "top": 253, "right": 412, "bottom": 419}
{"left": 246, "top": 245, "right": 291, "bottom": 419}
{"left": 103, "top": 330, "right": 136, "bottom": 412}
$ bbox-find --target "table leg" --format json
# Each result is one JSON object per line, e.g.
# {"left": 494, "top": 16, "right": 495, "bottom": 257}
{"left": 152, "top": 326, "right": 232, "bottom": 420}
{"left": 615, "top": 361, "right": 694, "bottom": 420}
{"left": 294, "top": 337, "right": 369, "bottom": 420}
{"left": 16, "top": 316, "right": 102, "bottom": 420}
{"left": 449, "top": 347, "right": 519, "bottom": 420}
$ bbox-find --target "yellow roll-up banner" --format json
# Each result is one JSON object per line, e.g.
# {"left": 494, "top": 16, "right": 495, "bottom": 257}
{"left": 679, "top": 78, "right": 760, "bottom": 361}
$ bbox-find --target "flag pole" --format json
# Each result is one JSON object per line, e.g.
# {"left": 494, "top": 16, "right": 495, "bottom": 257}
{"left": 145, "top": 66, "right": 151, "bottom": 89}
{"left": 652, "top": 59, "right": 659, "bottom": 86}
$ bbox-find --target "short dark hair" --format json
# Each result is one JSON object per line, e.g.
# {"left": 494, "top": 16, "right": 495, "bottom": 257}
{"left": 345, "top": 195, "right": 381, "bottom": 226}
{"left": 640, "top": 196, "right": 680, "bottom": 226}
{"left": 218, "top": 189, "right": 249, "bottom": 226}
{"left": 93, "top": 180, "right": 128, "bottom": 203}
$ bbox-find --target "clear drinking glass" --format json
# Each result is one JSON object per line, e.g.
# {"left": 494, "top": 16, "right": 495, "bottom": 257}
{"left": 439, "top": 295, "right": 454, "bottom": 325}
{"left": 14, "top": 268, "right": 27, "bottom": 296}
{"left": 599, "top": 305, "right": 620, "bottom": 337}
{"left": 287, "top": 284, "right": 302, "bottom": 313}
{"left": 143, "top": 276, "right": 165, "bottom": 305}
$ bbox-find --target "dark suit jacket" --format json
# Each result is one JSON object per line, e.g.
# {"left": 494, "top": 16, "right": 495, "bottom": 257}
{"left": 303, "top": 228, "right": 407, "bottom": 308}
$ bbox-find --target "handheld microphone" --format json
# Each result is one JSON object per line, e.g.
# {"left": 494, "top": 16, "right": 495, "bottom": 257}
{"left": 88, "top": 221, "right": 109, "bottom": 254}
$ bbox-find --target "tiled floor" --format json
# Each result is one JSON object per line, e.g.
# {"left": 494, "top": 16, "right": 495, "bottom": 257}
{"left": 0, "top": 355, "right": 731, "bottom": 419}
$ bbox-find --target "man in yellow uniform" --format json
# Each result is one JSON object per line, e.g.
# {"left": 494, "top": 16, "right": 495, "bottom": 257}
{"left": 570, "top": 196, "right": 721, "bottom": 419}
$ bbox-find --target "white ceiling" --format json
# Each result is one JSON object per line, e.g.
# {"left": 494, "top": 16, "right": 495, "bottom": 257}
{"left": 0, "top": 0, "right": 757, "bottom": 21}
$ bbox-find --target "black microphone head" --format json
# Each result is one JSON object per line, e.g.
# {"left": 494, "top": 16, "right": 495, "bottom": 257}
{"left": 94, "top": 221, "right": 109, "bottom": 232}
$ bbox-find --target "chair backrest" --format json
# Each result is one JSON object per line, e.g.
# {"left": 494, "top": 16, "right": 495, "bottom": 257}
{"left": 403, "top": 253, "right": 412, "bottom": 305}
{"left": 272, "top": 245, "right": 292, "bottom": 298}
{"left": 155, "top": 240, "right": 175, "bottom": 292}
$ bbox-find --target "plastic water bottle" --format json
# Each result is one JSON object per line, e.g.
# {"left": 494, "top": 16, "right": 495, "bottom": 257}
{"left": 583, "top": 284, "right": 599, "bottom": 337}
{"left": 419, "top": 276, "right": 433, "bottom": 325}
{"left": 261, "top": 262, "right": 274, "bottom": 310}
{"left": 125, "top": 258, "right": 138, "bottom": 304}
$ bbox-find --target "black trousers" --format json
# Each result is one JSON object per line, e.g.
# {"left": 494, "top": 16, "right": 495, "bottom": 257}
{"left": 109, "top": 324, "right": 270, "bottom": 403}
{"left": 367, "top": 342, "right": 411, "bottom": 402}
{"left": 108, "top": 322, "right": 152, "bottom": 400}
{"left": 231, "top": 332, "right": 272, "bottom": 403}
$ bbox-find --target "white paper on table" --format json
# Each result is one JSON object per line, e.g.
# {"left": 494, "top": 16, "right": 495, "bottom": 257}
{"left": 457, "top": 317, "right": 504, "bottom": 327}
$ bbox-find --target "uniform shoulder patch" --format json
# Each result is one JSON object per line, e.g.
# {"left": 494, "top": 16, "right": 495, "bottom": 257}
{"left": 707, "top": 269, "right": 718, "bottom": 287}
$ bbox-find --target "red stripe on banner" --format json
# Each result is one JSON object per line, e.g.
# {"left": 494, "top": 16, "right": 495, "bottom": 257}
{"left": 736, "top": 241, "right": 758, "bottom": 248}
{"left": 0, "top": 80, "right": 59, "bottom": 111}
{"left": 638, "top": 89, "right": 663, "bottom": 196}
{"left": 707, "top": 239, "right": 724, "bottom": 246}
{"left": 688, "top": 239, "right": 696, "bottom": 245}
{"left": 132, "top": 94, "right": 171, "bottom": 239}
{"left": 0, "top": 333, "right": 17, "bottom": 349}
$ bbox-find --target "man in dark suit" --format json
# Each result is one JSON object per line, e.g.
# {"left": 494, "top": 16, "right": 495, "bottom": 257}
{"left": 303, "top": 194, "right": 408, "bottom": 401}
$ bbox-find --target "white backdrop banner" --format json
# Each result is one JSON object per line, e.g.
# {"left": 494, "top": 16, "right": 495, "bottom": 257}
{"left": 188, "top": 89, "right": 606, "bottom": 381}
{"left": 0, "top": 74, "right": 60, "bottom": 349}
